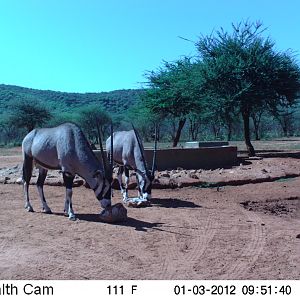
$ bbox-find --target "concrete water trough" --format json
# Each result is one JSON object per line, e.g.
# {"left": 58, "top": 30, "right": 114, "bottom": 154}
{"left": 94, "top": 144, "right": 237, "bottom": 170}
{"left": 184, "top": 141, "right": 229, "bottom": 148}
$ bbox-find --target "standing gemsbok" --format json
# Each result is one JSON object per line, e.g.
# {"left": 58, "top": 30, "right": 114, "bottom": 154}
{"left": 22, "top": 122, "right": 111, "bottom": 220}
{"left": 106, "top": 124, "right": 157, "bottom": 203}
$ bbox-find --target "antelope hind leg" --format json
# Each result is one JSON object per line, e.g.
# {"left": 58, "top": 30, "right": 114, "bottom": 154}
{"left": 22, "top": 154, "right": 34, "bottom": 212}
{"left": 36, "top": 168, "right": 52, "bottom": 214}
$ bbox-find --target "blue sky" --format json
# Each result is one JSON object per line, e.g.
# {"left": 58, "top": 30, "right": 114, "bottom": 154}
{"left": 0, "top": 0, "right": 299, "bottom": 93}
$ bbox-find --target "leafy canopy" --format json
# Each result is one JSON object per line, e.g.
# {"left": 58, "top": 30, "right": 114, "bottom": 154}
{"left": 143, "top": 57, "right": 202, "bottom": 118}
{"left": 196, "top": 21, "right": 300, "bottom": 114}
{"left": 8, "top": 99, "right": 52, "bottom": 132}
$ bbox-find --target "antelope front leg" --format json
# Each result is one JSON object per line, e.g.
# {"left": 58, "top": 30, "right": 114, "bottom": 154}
{"left": 135, "top": 174, "right": 141, "bottom": 198}
{"left": 124, "top": 167, "right": 130, "bottom": 200}
{"left": 65, "top": 188, "right": 75, "bottom": 220}
{"left": 63, "top": 173, "right": 76, "bottom": 220}
{"left": 117, "top": 166, "right": 128, "bottom": 201}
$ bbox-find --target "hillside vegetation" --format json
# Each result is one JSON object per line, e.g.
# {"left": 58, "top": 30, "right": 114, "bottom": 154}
{"left": 0, "top": 84, "right": 142, "bottom": 114}
{"left": 0, "top": 84, "right": 145, "bottom": 146}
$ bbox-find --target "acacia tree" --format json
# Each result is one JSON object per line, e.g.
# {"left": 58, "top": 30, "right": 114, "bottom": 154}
{"left": 272, "top": 105, "right": 296, "bottom": 137}
{"left": 76, "top": 105, "right": 111, "bottom": 146}
{"left": 126, "top": 103, "right": 163, "bottom": 142}
{"left": 0, "top": 115, "right": 21, "bottom": 144}
{"left": 8, "top": 99, "right": 52, "bottom": 133}
{"left": 251, "top": 107, "right": 264, "bottom": 140}
{"left": 204, "top": 95, "right": 239, "bottom": 141}
{"left": 188, "top": 112, "right": 202, "bottom": 141}
{"left": 143, "top": 57, "right": 202, "bottom": 147}
{"left": 196, "top": 21, "right": 300, "bottom": 156}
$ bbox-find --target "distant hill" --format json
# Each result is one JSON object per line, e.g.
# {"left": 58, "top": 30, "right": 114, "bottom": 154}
{"left": 0, "top": 84, "right": 144, "bottom": 114}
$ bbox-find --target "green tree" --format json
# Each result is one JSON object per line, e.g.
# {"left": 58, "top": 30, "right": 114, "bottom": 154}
{"left": 126, "top": 100, "right": 164, "bottom": 142}
{"left": 196, "top": 21, "right": 300, "bottom": 155}
{"left": 46, "top": 111, "right": 78, "bottom": 127}
{"left": 188, "top": 112, "right": 202, "bottom": 141}
{"left": 8, "top": 99, "right": 52, "bottom": 132}
{"left": 76, "top": 105, "right": 112, "bottom": 146}
{"left": 250, "top": 107, "right": 265, "bottom": 140}
{"left": 272, "top": 104, "right": 296, "bottom": 137}
{"left": 143, "top": 57, "right": 202, "bottom": 147}
{"left": 0, "top": 115, "right": 21, "bottom": 145}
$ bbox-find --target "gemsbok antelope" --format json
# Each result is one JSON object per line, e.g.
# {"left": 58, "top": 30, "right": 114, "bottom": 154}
{"left": 22, "top": 122, "right": 111, "bottom": 220}
{"left": 106, "top": 124, "right": 157, "bottom": 204}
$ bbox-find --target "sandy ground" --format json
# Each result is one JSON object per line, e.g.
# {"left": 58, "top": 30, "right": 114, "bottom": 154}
{"left": 0, "top": 154, "right": 300, "bottom": 280}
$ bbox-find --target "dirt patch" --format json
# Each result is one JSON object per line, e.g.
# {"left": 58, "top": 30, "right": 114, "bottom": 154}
{"left": 1, "top": 154, "right": 300, "bottom": 280}
{"left": 241, "top": 197, "right": 300, "bottom": 218}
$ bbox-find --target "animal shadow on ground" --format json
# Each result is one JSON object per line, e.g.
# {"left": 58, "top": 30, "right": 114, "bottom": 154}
{"left": 46, "top": 212, "right": 190, "bottom": 235}
{"left": 151, "top": 197, "right": 201, "bottom": 209}
{"left": 74, "top": 213, "right": 164, "bottom": 232}
{"left": 110, "top": 217, "right": 192, "bottom": 236}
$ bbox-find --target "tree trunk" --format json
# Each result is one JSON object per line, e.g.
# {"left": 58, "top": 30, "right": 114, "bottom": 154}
{"left": 188, "top": 115, "right": 201, "bottom": 141}
{"left": 282, "top": 125, "right": 288, "bottom": 137}
{"left": 251, "top": 114, "right": 262, "bottom": 141}
{"left": 212, "top": 122, "right": 221, "bottom": 139}
{"left": 190, "top": 122, "right": 197, "bottom": 141}
{"left": 254, "top": 126, "right": 260, "bottom": 140}
{"left": 252, "top": 118, "right": 260, "bottom": 140}
{"left": 227, "top": 125, "right": 232, "bottom": 141}
{"left": 242, "top": 112, "right": 256, "bottom": 156}
{"left": 157, "top": 125, "right": 160, "bottom": 141}
{"left": 212, "top": 124, "right": 217, "bottom": 139}
{"left": 172, "top": 118, "right": 186, "bottom": 147}
{"left": 27, "top": 125, "right": 35, "bottom": 133}
{"left": 226, "top": 120, "right": 232, "bottom": 141}
{"left": 282, "top": 117, "right": 289, "bottom": 137}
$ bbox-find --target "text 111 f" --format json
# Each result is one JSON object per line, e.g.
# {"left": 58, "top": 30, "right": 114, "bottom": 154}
{"left": 107, "top": 285, "right": 138, "bottom": 295}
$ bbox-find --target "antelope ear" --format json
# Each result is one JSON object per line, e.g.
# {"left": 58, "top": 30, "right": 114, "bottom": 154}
{"left": 93, "top": 170, "right": 102, "bottom": 178}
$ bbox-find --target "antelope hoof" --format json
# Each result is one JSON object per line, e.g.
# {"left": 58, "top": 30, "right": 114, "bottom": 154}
{"left": 43, "top": 208, "right": 52, "bottom": 214}
{"left": 69, "top": 215, "right": 76, "bottom": 221}
{"left": 26, "top": 205, "right": 34, "bottom": 212}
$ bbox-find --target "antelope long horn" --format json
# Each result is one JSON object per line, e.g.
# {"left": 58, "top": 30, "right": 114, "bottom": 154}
{"left": 131, "top": 123, "right": 148, "bottom": 173}
{"left": 151, "top": 123, "right": 158, "bottom": 176}
{"left": 97, "top": 123, "right": 106, "bottom": 177}
{"left": 110, "top": 122, "right": 113, "bottom": 180}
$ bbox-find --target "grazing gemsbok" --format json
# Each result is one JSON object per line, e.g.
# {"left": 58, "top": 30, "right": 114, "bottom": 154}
{"left": 22, "top": 122, "right": 111, "bottom": 220}
{"left": 106, "top": 125, "right": 157, "bottom": 202}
